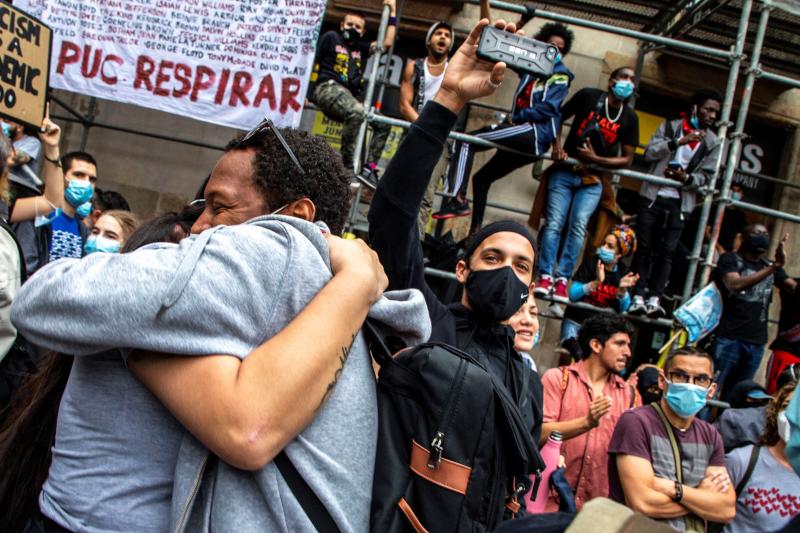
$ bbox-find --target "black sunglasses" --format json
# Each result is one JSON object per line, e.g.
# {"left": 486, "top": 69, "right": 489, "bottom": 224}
{"left": 242, "top": 117, "right": 306, "bottom": 176}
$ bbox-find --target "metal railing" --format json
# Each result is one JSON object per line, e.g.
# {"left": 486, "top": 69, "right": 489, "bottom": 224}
{"left": 349, "top": 0, "right": 800, "bottom": 326}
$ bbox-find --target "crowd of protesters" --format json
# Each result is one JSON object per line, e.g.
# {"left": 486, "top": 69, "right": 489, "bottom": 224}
{"left": 0, "top": 5, "right": 799, "bottom": 533}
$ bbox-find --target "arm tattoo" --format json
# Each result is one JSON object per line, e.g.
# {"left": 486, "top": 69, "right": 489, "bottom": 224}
{"left": 316, "top": 331, "right": 358, "bottom": 412}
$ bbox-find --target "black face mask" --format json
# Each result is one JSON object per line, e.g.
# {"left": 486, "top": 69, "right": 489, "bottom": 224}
{"left": 743, "top": 233, "right": 770, "bottom": 254}
{"left": 640, "top": 390, "right": 663, "bottom": 405}
{"left": 341, "top": 28, "right": 360, "bottom": 44}
{"left": 464, "top": 266, "right": 529, "bottom": 322}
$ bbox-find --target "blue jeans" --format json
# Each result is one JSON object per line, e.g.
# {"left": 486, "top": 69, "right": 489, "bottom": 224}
{"left": 538, "top": 168, "right": 602, "bottom": 279}
{"left": 560, "top": 318, "right": 581, "bottom": 342}
{"left": 711, "top": 336, "right": 765, "bottom": 401}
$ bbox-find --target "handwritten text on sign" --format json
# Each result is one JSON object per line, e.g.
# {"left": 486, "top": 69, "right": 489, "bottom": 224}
{"left": 16, "top": 0, "right": 327, "bottom": 128}
{"left": 0, "top": 3, "right": 51, "bottom": 129}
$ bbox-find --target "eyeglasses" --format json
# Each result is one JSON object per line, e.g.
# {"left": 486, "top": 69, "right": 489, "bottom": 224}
{"left": 242, "top": 117, "right": 306, "bottom": 176}
{"left": 668, "top": 371, "right": 712, "bottom": 388}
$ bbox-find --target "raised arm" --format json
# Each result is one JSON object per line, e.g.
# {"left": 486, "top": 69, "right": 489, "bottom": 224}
{"left": 382, "top": 0, "right": 397, "bottom": 49}
{"left": 368, "top": 18, "right": 515, "bottom": 323}
{"left": 129, "top": 237, "right": 387, "bottom": 471}
{"left": 9, "top": 104, "right": 65, "bottom": 223}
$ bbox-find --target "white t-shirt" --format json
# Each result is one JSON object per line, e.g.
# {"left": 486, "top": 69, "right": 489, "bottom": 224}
{"left": 422, "top": 59, "right": 447, "bottom": 107}
{"left": 658, "top": 135, "right": 699, "bottom": 200}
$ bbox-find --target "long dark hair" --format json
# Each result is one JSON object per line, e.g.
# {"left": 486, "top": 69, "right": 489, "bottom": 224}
{"left": 0, "top": 353, "right": 72, "bottom": 531}
{"left": 0, "top": 207, "right": 196, "bottom": 528}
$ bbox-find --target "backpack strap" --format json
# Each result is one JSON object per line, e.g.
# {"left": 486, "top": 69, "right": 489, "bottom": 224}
{"left": 735, "top": 445, "right": 761, "bottom": 496}
{"left": 651, "top": 403, "right": 705, "bottom": 532}
{"left": 274, "top": 451, "right": 341, "bottom": 533}
{"left": 560, "top": 366, "right": 569, "bottom": 391}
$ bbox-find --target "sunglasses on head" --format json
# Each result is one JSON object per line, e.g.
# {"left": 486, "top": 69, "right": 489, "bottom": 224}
{"left": 242, "top": 117, "right": 306, "bottom": 176}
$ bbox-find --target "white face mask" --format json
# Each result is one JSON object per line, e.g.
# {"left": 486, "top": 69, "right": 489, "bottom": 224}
{"left": 778, "top": 410, "right": 791, "bottom": 443}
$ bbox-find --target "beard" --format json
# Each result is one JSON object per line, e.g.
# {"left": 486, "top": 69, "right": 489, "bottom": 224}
{"left": 429, "top": 47, "right": 447, "bottom": 61}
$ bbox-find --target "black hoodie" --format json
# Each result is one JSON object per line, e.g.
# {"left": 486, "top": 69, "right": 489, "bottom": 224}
{"left": 368, "top": 101, "right": 543, "bottom": 446}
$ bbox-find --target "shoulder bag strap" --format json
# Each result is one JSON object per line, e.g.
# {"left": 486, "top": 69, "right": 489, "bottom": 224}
{"left": 735, "top": 445, "right": 761, "bottom": 496}
{"left": 274, "top": 451, "right": 341, "bottom": 533}
{"left": 651, "top": 403, "right": 683, "bottom": 483}
{"left": 651, "top": 403, "right": 705, "bottom": 532}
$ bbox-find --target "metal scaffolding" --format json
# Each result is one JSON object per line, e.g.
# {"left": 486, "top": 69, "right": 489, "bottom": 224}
{"left": 349, "top": 0, "right": 800, "bottom": 326}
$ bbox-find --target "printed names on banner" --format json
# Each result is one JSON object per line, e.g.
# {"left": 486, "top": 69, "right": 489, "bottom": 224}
{"left": 16, "top": 0, "right": 327, "bottom": 128}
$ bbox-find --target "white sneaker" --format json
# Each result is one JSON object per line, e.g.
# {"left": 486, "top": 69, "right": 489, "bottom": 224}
{"left": 628, "top": 296, "right": 647, "bottom": 316}
{"left": 646, "top": 296, "right": 666, "bottom": 318}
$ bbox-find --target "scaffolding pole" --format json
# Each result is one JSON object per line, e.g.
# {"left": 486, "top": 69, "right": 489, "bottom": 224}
{"left": 465, "top": 0, "right": 735, "bottom": 59}
{"left": 351, "top": 5, "right": 391, "bottom": 175}
{"left": 681, "top": 0, "right": 755, "bottom": 301}
{"left": 700, "top": 2, "right": 773, "bottom": 287}
{"left": 366, "top": 112, "right": 706, "bottom": 189}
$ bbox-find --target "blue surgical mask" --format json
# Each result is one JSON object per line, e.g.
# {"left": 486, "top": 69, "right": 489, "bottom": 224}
{"left": 731, "top": 191, "right": 742, "bottom": 202}
{"left": 531, "top": 329, "right": 540, "bottom": 347}
{"left": 597, "top": 247, "right": 616, "bottom": 264}
{"left": 1, "top": 122, "right": 10, "bottom": 138}
{"left": 555, "top": 52, "right": 562, "bottom": 63}
{"left": 76, "top": 201, "right": 93, "bottom": 219}
{"left": 64, "top": 180, "right": 94, "bottom": 207}
{"left": 34, "top": 207, "right": 62, "bottom": 228}
{"left": 611, "top": 79, "right": 634, "bottom": 100}
{"left": 664, "top": 381, "right": 708, "bottom": 418}
{"left": 84, "top": 235, "right": 121, "bottom": 255}
{"left": 690, "top": 114, "right": 700, "bottom": 130}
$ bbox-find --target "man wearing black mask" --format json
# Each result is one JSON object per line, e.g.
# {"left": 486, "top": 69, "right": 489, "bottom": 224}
{"left": 368, "top": 18, "right": 545, "bottom": 457}
{"left": 312, "top": 1, "right": 395, "bottom": 184}
{"left": 713, "top": 224, "right": 797, "bottom": 401}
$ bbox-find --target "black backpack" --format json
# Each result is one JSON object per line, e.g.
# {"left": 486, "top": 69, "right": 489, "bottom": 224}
{"left": 365, "top": 321, "right": 545, "bottom": 532}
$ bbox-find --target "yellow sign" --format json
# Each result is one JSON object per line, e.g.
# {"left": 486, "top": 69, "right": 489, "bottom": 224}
{"left": 310, "top": 109, "right": 403, "bottom": 163}
{"left": 0, "top": 2, "right": 51, "bottom": 129}
{"left": 635, "top": 110, "right": 666, "bottom": 155}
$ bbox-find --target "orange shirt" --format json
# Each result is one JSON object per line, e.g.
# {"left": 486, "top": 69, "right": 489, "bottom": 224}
{"left": 541, "top": 360, "right": 636, "bottom": 510}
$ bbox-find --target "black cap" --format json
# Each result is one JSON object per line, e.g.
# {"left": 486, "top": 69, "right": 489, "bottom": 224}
{"left": 464, "top": 220, "right": 537, "bottom": 260}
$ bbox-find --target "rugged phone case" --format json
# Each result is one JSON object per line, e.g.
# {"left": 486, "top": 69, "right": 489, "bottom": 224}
{"left": 476, "top": 27, "right": 558, "bottom": 79}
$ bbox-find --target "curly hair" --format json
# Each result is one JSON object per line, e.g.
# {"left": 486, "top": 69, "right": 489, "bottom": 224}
{"left": 690, "top": 88, "right": 722, "bottom": 111}
{"left": 225, "top": 128, "right": 351, "bottom": 235}
{"left": 761, "top": 380, "right": 797, "bottom": 447}
{"left": 534, "top": 22, "right": 574, "bottom": 56}
{"left": 578, "top": 314, "right": 634, "bottom": 360}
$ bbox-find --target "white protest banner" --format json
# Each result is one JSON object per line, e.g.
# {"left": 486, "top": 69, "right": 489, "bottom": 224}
{"left": 15, "top": 0, "right": 327, "bottom": 129}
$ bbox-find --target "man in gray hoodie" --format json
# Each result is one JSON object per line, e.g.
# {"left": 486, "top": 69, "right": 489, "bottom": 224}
{"left": 12, "top": 126, "right": 431, "bottom": 532}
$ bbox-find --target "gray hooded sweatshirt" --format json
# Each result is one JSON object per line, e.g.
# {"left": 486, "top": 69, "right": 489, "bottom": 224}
{"left": 12, "top": 215, "right": 431, "bottom": 533}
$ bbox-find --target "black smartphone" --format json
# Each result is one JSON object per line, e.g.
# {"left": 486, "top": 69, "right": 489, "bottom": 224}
{"left": 476, "top": 26, "right": 558, "bottom": 78}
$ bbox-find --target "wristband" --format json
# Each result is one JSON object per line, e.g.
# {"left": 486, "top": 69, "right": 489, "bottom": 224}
{"left": 388, "top": 16, "right": 397, "bottom": 26}
{"left": 673, "top": 481, "right": 683, "bottom": 502}
{"left": 43, "top": 153, "right": 62, "bottom": 167}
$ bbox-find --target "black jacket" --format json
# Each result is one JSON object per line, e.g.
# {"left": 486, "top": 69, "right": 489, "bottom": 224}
{"left": 368, "top": 101, "right": 543, "bottom": 444}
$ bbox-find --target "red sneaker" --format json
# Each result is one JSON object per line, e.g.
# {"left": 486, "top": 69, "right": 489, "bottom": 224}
{"left": 553, "top": 278, "right": 568, "bottom": 300}
{"left": 533, "top": 276, "right": 552, "bottom": 297}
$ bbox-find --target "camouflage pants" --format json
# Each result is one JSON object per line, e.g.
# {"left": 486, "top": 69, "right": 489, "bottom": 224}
{"left": 313, "top": 80, "right": 391, "bottom": 170}
{"left": 418, "top": 142, "right": 453, "bottom": 237}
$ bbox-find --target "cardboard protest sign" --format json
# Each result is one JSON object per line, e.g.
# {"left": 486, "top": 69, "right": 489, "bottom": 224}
{"left": 0, "top": 2, "right": 51, "bottom": 129}
{"left": 16, "top": 0, "right": 326, "bottom": 129}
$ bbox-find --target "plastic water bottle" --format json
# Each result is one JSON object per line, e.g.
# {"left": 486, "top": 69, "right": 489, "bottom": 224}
{"left": 527, "top": 431, "right": 563, "bottom": 513}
